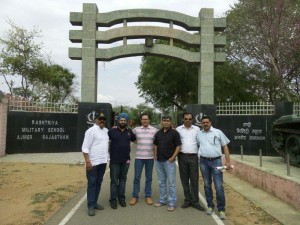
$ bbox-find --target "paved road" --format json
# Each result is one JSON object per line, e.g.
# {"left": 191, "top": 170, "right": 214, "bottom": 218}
{"left": 44, "top": 151, "right": 227, "bottom": 225}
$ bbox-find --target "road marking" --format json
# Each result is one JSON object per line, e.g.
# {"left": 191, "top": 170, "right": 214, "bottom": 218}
{"left": 198, "top": 181, "right": 225, "bottom": 225}
{"left": 175, "top": 160, "right": 225, "bottom": 225}
{"left": 58, "top": 193, "right": 86, "bottom": 225}
{"left": 58, "top": 170, "right": 110, "bottom": 225}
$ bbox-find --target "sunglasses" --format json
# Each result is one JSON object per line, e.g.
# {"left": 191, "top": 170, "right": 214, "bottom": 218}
{"left": 98, "top": 118, "right": 106, "bottom": 121}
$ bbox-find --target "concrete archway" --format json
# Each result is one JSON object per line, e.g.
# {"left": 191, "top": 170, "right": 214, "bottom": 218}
{"left": 69, "top": 3, "right": 226, "bottom": 104}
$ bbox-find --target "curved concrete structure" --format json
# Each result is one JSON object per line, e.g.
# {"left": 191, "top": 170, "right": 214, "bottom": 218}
{"left": 69, "top": 3, "right": 226, "bottom": 104}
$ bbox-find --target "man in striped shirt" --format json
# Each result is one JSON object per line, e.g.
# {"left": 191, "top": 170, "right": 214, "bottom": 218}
{"left": 129, "top": 113, "right": 158, "bottom": 206}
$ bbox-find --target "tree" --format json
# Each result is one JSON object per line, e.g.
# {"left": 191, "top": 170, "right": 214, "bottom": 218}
{"left": 136, "top": 55, "right": 198, "bottom": 111}
{"left": 33, "top": 64, "right": 78, "bottom": 103}
{"left": 0, "top": 20, "right": 78, "bottom": 102}
{"left": 226, "top": 0, "right": 300, "bottom": 103}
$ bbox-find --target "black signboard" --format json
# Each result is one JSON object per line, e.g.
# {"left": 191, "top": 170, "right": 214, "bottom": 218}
{"left": 77, "top": 102, "right": 113, "bottom": 151}
{"left": 6, "top": 112, "right": 78, "bottom": 153}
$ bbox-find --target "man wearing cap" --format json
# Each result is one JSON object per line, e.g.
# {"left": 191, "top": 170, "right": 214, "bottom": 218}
{"left": 82, "top": 112, "right": 109, "bottom": 216}
{"left": 108, "top": 112, "right": 136, "bottom": 209}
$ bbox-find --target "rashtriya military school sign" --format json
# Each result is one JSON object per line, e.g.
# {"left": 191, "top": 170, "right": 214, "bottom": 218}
{"left": 6, "top": 103, "right": 113, "bottom": 154}
{"left": 6, "top": 111, "right": 78, "bottom": 153}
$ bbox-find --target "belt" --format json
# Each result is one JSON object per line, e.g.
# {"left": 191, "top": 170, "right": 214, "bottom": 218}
{"left": 200, "top": 156, "right": 221, "bottom": 161}
{"left": 179, "top": 152, "right": 197, "bottom": 156}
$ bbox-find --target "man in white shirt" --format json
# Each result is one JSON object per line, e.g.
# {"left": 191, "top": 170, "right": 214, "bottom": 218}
{"left": 82, "top": 112, "right": 109, "bottom": 216}
{"left": 176, "top": 112, "right": 205, "bottom": 211}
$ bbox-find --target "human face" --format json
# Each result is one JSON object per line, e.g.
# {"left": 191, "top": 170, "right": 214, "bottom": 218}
{"left": 183, "top": 114, "right": 193, "bottom": 128}
{"left": 162, "top": 118, "right": 171, "bottom": 129}
{"left": 96, "top": 118, "right": 106, "bottom": 128}
{"left": 97, "top": 118, "right": 106, "bottom": 128}
{"left": 141, "top": 115, "right": 150, "bottom": 127}
{"left": 118, "top": 118, "right": 127, "bottom": 129}
{"left": 201, "top": 118, "right": 211, "bottom": 131}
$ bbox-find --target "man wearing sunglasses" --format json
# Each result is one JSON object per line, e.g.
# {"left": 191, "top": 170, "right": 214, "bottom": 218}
{"left": 176, "top": 112, "right": 205, "bottom": 211}
{"left": 82, "top": 112, "right": 109, "bottom": 216}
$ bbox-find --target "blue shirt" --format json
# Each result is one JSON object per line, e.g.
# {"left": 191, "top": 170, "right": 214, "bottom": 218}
{"left": 197, "top": 126, "right": 230, "bottom": 158}
{"left": 108, "top": 127, "right": 136, "bottom": 163}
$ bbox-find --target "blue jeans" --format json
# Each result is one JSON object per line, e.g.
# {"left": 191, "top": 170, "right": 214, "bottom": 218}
{"left": 109, "top": 162, "right": 130, "bottom": 203}
{"left": 132, "top": 158, "right": 154, "bottom": 198}
{"left": 155, "top": 160, "right": 177, "bottom": 207}
{"left": 199, "top": 157, "right": 225, "bottom": 211}
{"left": 86, "top": 163, "right": 107, "bottom": 209}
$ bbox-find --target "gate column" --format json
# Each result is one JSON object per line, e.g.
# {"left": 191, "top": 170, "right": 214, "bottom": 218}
{"left": 199, "top": 9, "right": 214, "bottom": 104}
{"left": 81, "top": 3, "right": 98, "bottom": 102}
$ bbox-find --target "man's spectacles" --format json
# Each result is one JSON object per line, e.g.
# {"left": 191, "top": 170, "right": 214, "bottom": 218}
{"left": 184, "top": 118, "right": 193, "bottom": 121}
{"left": 98, "top": 118, "right": 106, "bottom": 121}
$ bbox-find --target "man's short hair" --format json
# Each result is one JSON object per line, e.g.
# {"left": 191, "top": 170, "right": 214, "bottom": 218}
{"left": 201, "top": 115, "right": 211, "bottom": 122}
{"left": 162, "top": 115, "right": 172, "bottom": 121}
{"left": 140, "top": 113, "right": 150, "bottom": 120}
{"left": 182, "top": 112, "right": 193, "bottom": 119}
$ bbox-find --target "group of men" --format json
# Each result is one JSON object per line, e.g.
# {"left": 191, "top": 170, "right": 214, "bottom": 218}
{"left": 82, "top": 111, "right": 231, "bottom": 220}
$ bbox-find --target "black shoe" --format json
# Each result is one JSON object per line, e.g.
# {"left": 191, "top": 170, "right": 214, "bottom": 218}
{"left": 181, "top": 202, "right": 192, "bottom": 208}
{"left": 119, "top": 200, "right": 127, "bottom": 207}
{"left": 193, "top": 204, "right": 205, "bottom": 211}
{"left": 94, "top": 204, "right": 104, "bottom": 210}
{"left": 88, "top": 207, "right": 95, "bottom": 216}
{"left": 110, "top": 201, "right": 117, "bottom": 209}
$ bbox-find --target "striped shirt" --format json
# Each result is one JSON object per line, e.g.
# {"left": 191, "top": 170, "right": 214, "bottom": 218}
{"left": 133, "top": 125, "right": 157, "bottom": 159}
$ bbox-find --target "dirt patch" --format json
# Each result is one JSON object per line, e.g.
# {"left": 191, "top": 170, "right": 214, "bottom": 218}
{"left": 0, "top": 162, "right": 85, "bottom": 225}
{"left": 0, "top": 162, "right": 281, "bottom": 225}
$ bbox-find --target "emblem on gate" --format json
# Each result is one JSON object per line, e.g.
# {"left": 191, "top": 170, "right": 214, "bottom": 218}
{"left": 87, "top": 111, "right": 97, "bottom": 125}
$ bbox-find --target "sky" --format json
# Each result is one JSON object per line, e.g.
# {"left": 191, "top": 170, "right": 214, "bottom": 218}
{"left": 0, "top": 0, "right": 237, "bottom": 107}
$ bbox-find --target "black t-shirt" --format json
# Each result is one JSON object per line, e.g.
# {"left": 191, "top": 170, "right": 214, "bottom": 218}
{"left": 108, "top": 127, "right": 136, "bottom": 163}
{"left": 154, "top": 128, "right": 181, "bottom": 161}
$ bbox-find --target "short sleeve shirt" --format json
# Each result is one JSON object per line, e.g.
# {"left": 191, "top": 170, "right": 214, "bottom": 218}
{"left": 197, "top": 126, "right": 230, "bottom": 158}
{"left": 154, "top": 128, "right": 182, "bottom": 161}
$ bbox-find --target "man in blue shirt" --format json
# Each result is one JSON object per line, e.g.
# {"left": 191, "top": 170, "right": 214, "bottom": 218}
{"left": 108, "top": 113, "right": 136, "bottom": 209}
{"left": 197, "top": 115, "right": 231, "bottom": 220}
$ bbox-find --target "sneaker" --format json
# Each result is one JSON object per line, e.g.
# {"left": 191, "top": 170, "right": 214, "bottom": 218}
{"left": 129, "top": 197, "right": 138, "bottom": 205}
{"left": 88, "top": 207, "right": 95, "bottom": 216}
{"left": 167, "top": 206, "right": 175, "bottom": 212}
{"left": 153, "top": 202, "right": 166, "bottom": 207}
{"left": 206, "top": 207, "right": 214, "bottom": 215}
{"left": 94, "top": 204, "right": 104, "bottom": 210}
{"left": 219, "top": 211, "right": 226, "bottom": 220}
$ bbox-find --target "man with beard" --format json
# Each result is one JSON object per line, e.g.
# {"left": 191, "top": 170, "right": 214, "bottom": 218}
{"left": 108, "top": 112, "right": 136, "bottom": 209}
{"left": 197, "top": 115, "right": 231, "bottom": 220}
{"left": 82, "top": 112, "right": 109, "bottom": 216}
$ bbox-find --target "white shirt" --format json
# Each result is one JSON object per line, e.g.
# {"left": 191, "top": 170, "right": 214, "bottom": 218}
{"left": 82, "top": 124, "right": 109, "bottom": 166}
{"left": 176, "top": 125, "right": 200, "bottom": 154}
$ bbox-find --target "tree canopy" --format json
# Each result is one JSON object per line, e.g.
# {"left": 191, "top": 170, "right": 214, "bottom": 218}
{"left": 226, "top": 0, "right": 300, "bottom": 103}
{"left": 0, "top": 20, "right": 78, "bottom": 103}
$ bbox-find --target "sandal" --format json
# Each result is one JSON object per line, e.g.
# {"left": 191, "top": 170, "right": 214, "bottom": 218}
{"left": 154, "top": 202, "right": 166, "bottom": 207}
{"left": 167, "top": 206, "right": 175, "bottom": 211}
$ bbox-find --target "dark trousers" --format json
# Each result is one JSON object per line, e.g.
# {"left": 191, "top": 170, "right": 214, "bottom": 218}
{"left": 178, "top": 153, "right": 199, "bottom": 204}
{"left": 86, "top": 163, "right": 107, "bottom": 208}
{"left": 109, "top": 162, "right": 130, "bottom": 203}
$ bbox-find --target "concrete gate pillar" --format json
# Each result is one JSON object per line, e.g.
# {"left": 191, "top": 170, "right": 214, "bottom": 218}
{"left": 199, "top": 9, "right": 214, "bottom": 104}
{"left": 81, "top": 4, "right": 98, "bottom": 102}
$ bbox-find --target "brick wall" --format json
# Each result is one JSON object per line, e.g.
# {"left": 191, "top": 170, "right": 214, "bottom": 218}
{"left": 0, "top": 95, "right": 8, "bottom": 156}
